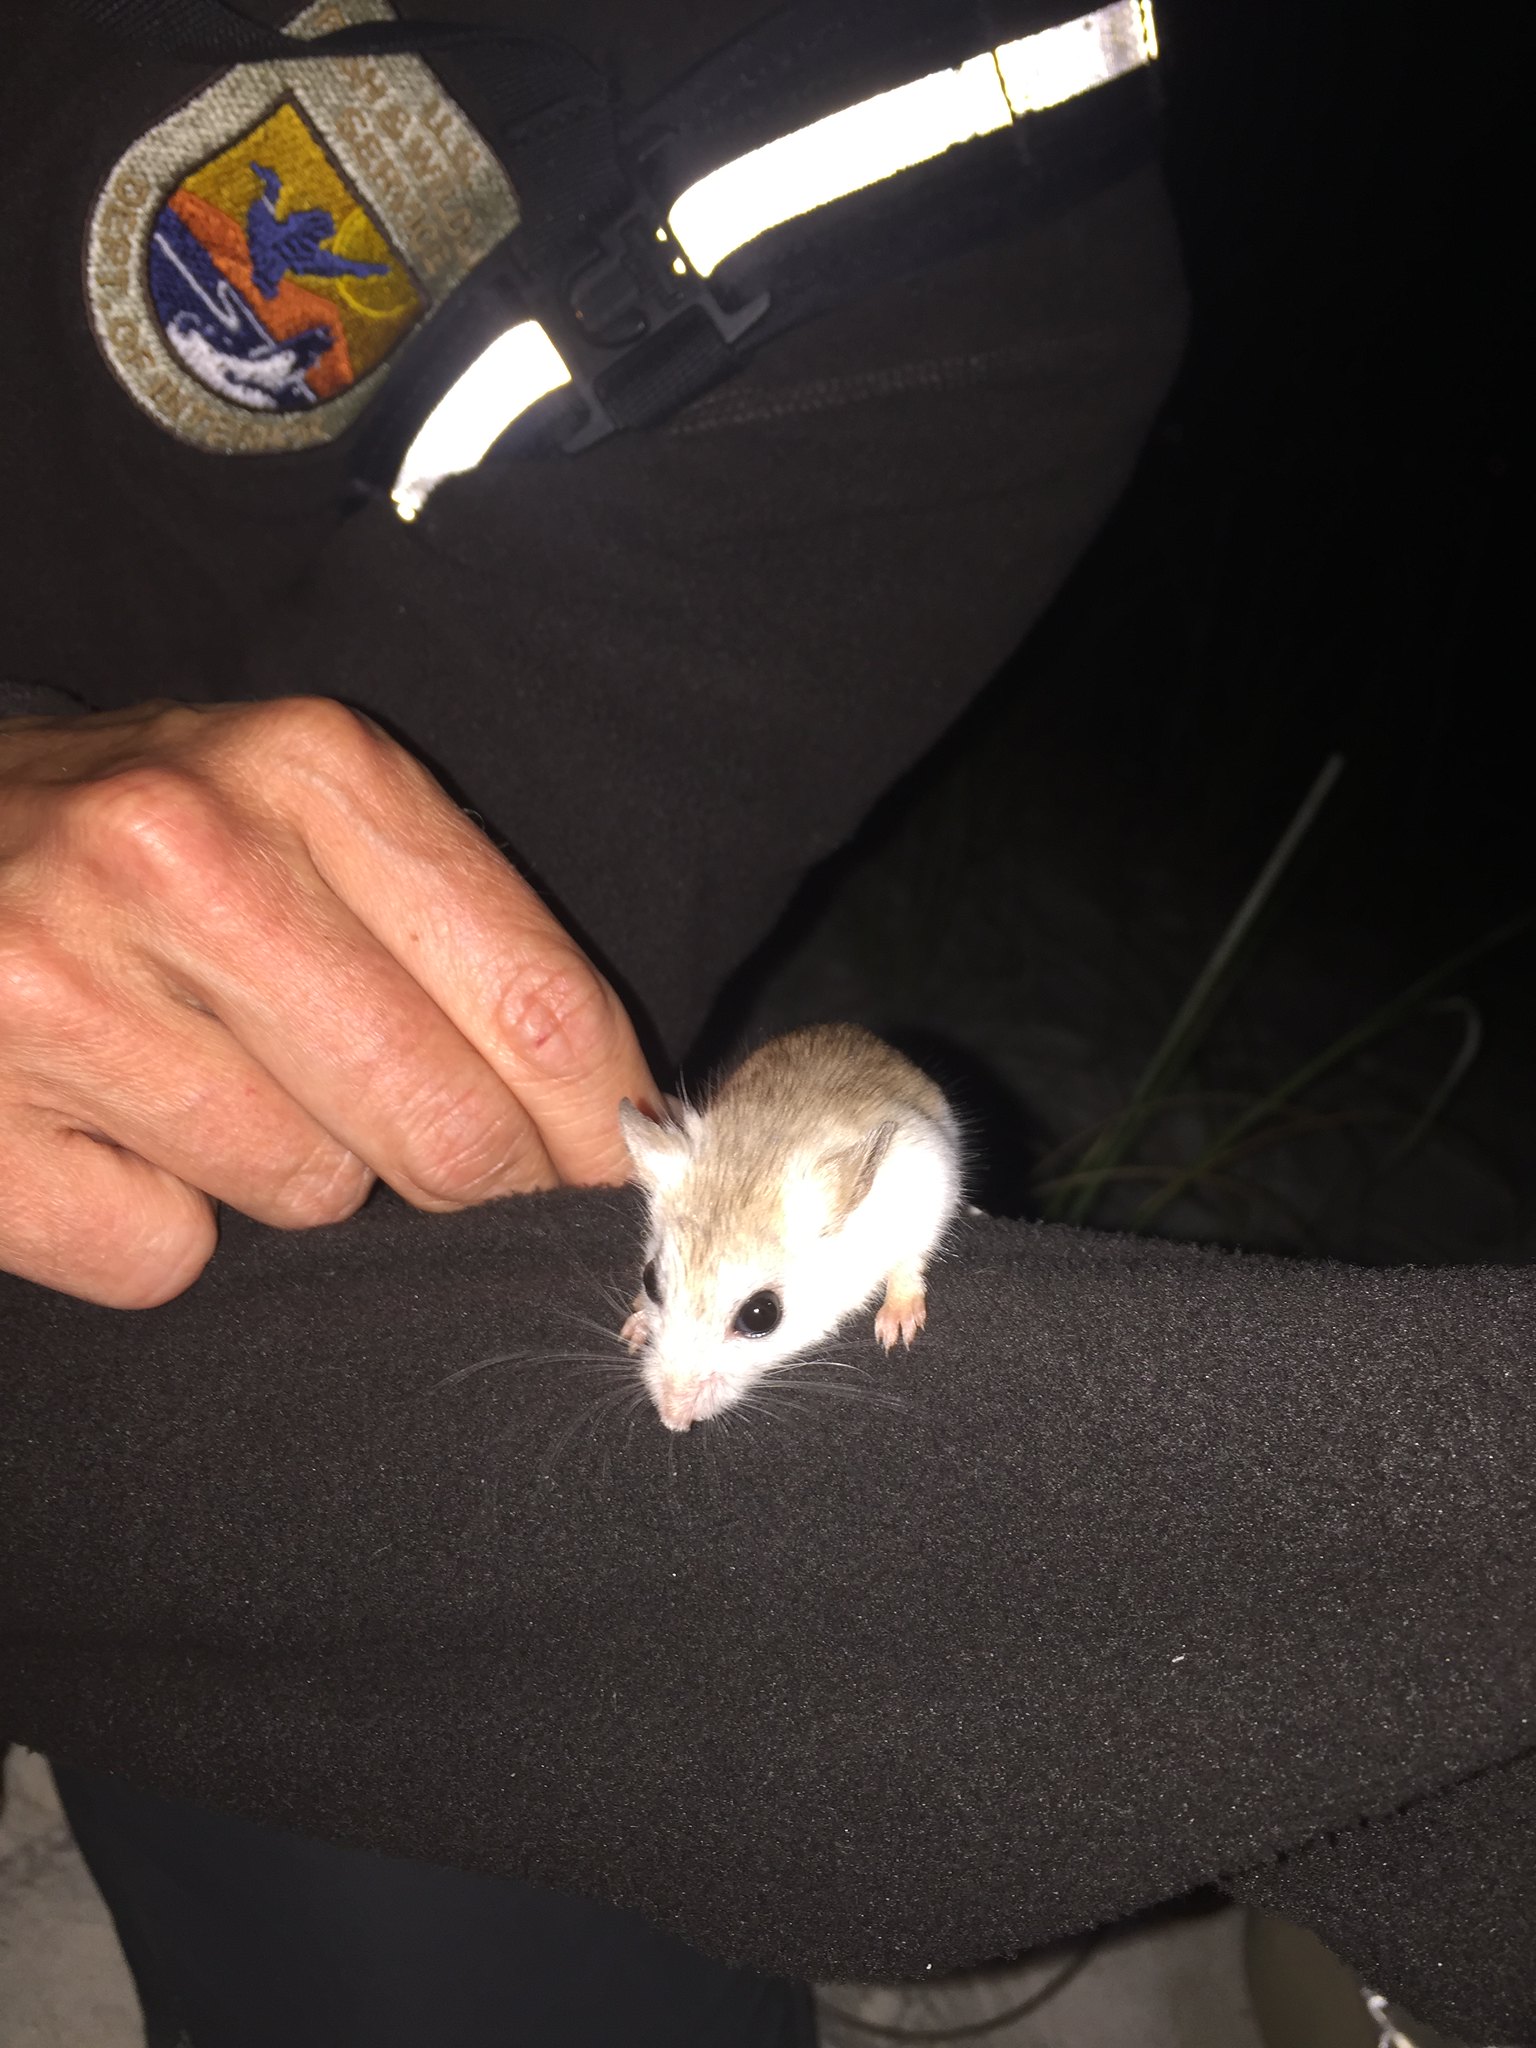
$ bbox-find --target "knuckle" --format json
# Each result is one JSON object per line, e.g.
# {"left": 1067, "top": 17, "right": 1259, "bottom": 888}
{"left": 107, "top": 1207, "right": 219, "bottom": 1309}
{"left": 267, "top": 1145, "right": 374, "bottom": 1230}
{"left": 0, "top": 1171, "right": 216, "bottom": 1311}
{"left": 0, "top": 928, "right": 79, "bottom": 1034}
{"left": 494, "top": 955, "right": 613, "bottom": 1078}
{"left": 60, "top": 763, "right": 225, "bottom": 888}
{"left": 255, "top": 695, "right": 382, "bottom": 771}
{"left": 395, "top": 1091, "right": 536, "bottom": 1207}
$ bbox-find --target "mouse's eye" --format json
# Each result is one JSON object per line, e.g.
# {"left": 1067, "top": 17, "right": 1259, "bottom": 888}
{"left": 642, "top": 1259, "right": 662, "bottom": 1304}
{"left": 733, "top": 1289, "right": 782, "bottom": 1337}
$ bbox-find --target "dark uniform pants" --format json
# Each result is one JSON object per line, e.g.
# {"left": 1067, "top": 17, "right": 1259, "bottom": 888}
{"left": 54, "top": 1763, "right": 817, "bottom": 2048}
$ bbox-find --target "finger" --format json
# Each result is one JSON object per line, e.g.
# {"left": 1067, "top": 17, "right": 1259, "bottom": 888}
{"left": 49, "top": 754, "right": 558, "bottom": 1208}
{"left": 0, "top": 1120, "right": 215, "bottom": 1309}
{"left": 156, "top": 869, "right": 559, "bottom": 1207}
{"left": 266, "top": 703, "right": 658, "bottom": 1184}
{"left": 22, "top": 978, "right": 377, "bottom": 1231}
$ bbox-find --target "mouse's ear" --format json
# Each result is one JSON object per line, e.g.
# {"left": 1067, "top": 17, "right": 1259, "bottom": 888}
{"left": 816, "top": 1119, "right": 898, "bottom": 1228}
{"left": 619, "top": 1099, "right": 693, "bottom": 1192}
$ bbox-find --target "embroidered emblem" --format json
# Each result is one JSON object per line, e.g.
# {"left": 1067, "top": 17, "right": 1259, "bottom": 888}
{"left": 148, "top": 104, "right": 421, "bottom": 414}
{"left": 87, "top": 0, "right": 518, "bottom": 453}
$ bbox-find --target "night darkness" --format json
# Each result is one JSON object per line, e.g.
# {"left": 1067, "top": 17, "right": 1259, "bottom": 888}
{"left": 730, "top": 1, "right": 1533, "bottom": 1264}
{"left": 1126, "top": 0, "right": 1521, "bottom": 856}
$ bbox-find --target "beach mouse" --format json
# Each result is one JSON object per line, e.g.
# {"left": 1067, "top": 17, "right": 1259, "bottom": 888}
{"left": 618, "top": 1024, "right": 962, "bottom": 1432}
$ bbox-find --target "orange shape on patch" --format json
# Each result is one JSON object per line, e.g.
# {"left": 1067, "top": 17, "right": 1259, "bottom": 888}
{"left": 168, "top": 186, "right": 355, "bottom": 399}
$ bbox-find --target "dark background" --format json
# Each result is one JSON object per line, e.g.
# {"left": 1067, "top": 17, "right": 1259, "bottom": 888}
{"left": 723, "top": 0, "right": 1533, "bottom": 1264}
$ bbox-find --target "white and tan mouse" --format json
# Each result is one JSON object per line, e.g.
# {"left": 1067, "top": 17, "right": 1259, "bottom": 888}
{"left": 618, "top": 1023, "right": 962, "bottom": 1432}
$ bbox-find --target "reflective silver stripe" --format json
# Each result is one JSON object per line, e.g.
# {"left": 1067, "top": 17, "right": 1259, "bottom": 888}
{"left": 393, "top": 323, "right": 569, "bottom": 521}
{"left": 390, "top": 0, "right": 1158, "bottom": 520}
{"left": 670, "top": 1, "right": 1159, "bottom": 277}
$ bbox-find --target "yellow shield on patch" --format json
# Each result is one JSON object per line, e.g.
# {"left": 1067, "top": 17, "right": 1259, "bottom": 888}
{"left": 151, "top": 100, "right": 425, "bottom": 414}
{"left": 86, "top": 0, "right": 518, "bottom": 454}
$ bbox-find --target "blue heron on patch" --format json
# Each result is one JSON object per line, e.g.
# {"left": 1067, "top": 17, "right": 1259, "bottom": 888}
{"left": 245, "top": 162, "right": 390, "bottom": 299}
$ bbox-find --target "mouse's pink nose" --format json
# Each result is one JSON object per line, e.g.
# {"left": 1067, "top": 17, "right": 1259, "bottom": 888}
{"left": 655, "top": 1380, "right": 698, "bottom": 1431}
{"left": 654, "top": 1373, "right": 724, "bottom": 1432}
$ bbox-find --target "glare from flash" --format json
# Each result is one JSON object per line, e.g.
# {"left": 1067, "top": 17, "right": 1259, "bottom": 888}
{"left": 391, "top": 321, "right": 570, "bottom": 522}
{"left": 996, "top": 1, "right": 1158, "bottom": 115}
{"left": 670, "top": 0, "right": 1159, "bottom": 277}
{"left": 669, "top": 53, "right": 1012, "bottom": 279}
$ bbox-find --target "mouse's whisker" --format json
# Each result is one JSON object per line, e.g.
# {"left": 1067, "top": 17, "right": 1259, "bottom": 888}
{"left": 545, "top": 1358, "right": 650, "bottom": 1385}
{"left": 559, "top": 1246, "right": 643, "bottom": 1317}
{"left": 760, "top": 1350, "right": 856, "bottom": 1381}
{"left": 740, "top": 1390, "right": 819, "bottom": 1425}
{"left": 530, "top": 1346, "right": 641, "bottom": 1368}
{"left": 534, "top": 1376, "right": 646, "bottom": 1476}
{"left": 424, "top": 1345, "right": 567, "bottom": 1394}
{"left": 732, "top": 1354, "right": 910, "bottom": 1422}
{"left": 715, "top": 1401, "right": 765, "bottom": 1449}
{"left": 805, "top": 1356, "right": 905, "bottom": 1395}
{"left": 431, "top": 1347, "right": 642, "bottom": 1397}
{"left": 786, "top": 1376, "right": 910, "bottom": 1412}
{"left": 548, "top": 1300, "right": 637, "bottom": 1347}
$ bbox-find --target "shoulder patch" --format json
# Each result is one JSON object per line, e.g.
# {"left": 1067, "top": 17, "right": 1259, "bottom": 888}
{"left": 86, "top": 0, "right": 518, "bottom": 453}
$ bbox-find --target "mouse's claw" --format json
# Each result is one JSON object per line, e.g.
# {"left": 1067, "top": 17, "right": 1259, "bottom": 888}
{"left": 874, "top": 1270, "right": 927, "bottom": 1351}
{"left": 620, "top": 1298, "right": 650, "bottom": 1353}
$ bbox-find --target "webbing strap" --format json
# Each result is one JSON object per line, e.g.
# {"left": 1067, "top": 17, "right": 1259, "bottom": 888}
{"left": 73, "top": 0, "right": 578, "bottom": 66}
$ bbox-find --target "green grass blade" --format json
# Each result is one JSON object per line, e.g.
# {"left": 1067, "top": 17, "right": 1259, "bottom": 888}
{"left": 1129, "top": 910, "right": 1535, "bottom": 1233}
{"left": 1052, "top": 753, "right": 1345, "bottom": 1224}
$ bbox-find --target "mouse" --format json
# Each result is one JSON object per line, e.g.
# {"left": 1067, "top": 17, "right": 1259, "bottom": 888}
{"left": 618, "top": 1023, "right": 962, "bottom": 1432}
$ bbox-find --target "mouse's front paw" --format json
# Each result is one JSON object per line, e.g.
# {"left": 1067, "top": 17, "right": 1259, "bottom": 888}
{"left": 620, "top": 1297, "right": 650, "bottom": 1353}
{"left": 874, "top": 1268, "right": 927, "bottom": 1351}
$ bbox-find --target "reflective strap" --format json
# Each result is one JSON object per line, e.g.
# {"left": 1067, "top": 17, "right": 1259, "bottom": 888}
{"left": 393, "top": 324, "right": 569, "bottom": 522}
{"left": 390, "top": 0, "right": 1158, "bottom": 521}
{"left": 670, "top": 0, "right": 1159, "bottom": 277}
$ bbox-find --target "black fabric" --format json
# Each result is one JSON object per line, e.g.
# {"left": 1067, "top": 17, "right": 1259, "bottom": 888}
{"left": 641, "top": 0, "right": 1106, "bottom": 175}
{"left": 0, "top": 682, "right": 89, "bottom": 720}
{"left": 4, "top": 1193, "right": 1534, "bottom": 2042}
{"left": 52, "top": 1760, "right": 817, "bottom": 2048}
{"left": 71, "top": 0, "right": 602, "bottom": 67}
{"left": 1234, "top": 1758, "right": 1536, "bottom": 2048}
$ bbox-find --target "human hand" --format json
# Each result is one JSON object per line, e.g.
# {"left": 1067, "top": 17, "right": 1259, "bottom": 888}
{"left": 0, "top": 697, "right": 657, "bottom": 1307}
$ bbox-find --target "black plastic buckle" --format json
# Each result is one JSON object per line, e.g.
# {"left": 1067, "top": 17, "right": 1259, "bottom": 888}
{"left": 525, "top": 194, "right": 770, "bottom": 453}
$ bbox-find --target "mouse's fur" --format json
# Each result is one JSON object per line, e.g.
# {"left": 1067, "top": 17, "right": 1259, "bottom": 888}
{"left": 620, "top": 1025, "right": 961, "bottom": 1431}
